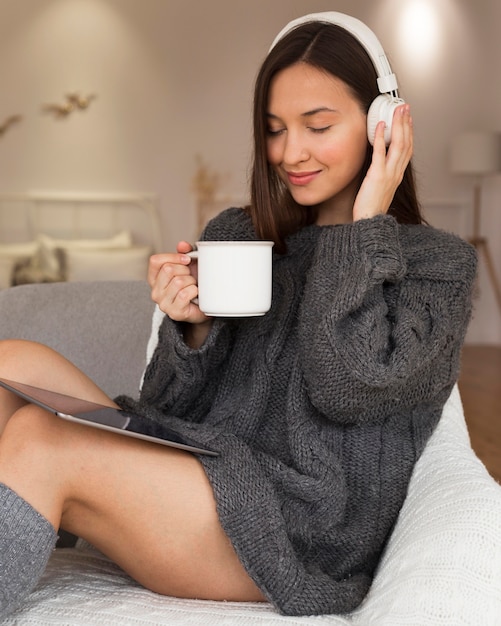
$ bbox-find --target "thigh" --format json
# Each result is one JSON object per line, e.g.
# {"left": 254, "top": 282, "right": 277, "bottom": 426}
{"left": 0, "top": 404, "right": 264, "bottom": 603}
{"left": 0, "top": 339, "right": 114, "bottom": 404}
{"left": 61, "top": 424, "right": 264, "bottom": 602}
{"left": 0, "top": 339, "right": 116, "bottom": 433}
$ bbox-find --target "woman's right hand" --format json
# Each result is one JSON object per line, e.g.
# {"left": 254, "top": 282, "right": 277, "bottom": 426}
{"left": 148, "top": 240, "right": 210, "bottom": 326}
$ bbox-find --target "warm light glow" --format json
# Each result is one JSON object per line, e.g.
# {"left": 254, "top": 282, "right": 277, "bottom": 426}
{"left": 397, "top": 0, "right": 441, "bottom": 71}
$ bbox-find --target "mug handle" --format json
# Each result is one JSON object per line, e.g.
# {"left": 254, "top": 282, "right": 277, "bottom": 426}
{"left": 185, "top": 250, "right": 199, "bottom": 304}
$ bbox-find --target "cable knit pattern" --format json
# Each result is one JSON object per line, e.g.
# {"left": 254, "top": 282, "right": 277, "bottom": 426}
{"left": 116, "top": 208, "right": 477, "bottom": 616}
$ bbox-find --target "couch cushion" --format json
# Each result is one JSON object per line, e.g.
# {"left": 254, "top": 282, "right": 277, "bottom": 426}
{"left": 5, "top": 543, "right": 351, "bottom": 625}
{"left": 0, "top": 281, "right": 154, "bottom": 399}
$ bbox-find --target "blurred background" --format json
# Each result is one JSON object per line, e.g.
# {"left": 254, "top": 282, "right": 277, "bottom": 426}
{"left": 0, "top": 0, "right": 500, "bottom": 344}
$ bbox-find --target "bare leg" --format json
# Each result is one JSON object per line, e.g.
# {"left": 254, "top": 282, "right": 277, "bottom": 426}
{"left": 0, "top": 340, "right": 264, "bottom": 603}
{"left": 0, "top": 339, "right": 116, "bottom": 435}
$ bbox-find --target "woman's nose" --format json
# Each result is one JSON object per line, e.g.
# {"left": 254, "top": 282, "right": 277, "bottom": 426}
{"left": 282, "top": 133, "right": 309, "bottom": 165}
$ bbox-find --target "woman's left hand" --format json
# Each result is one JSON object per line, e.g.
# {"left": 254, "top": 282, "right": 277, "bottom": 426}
{"left": 353, "top": 103, "right": 413, "bottom": 222}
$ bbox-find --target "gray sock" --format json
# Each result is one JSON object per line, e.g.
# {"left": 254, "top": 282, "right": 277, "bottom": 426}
{"left": 0, "top": 483, "right": 57, "bottom": 619}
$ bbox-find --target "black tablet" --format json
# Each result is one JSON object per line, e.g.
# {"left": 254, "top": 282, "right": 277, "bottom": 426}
{"left": 0, "top": 377, "right": 218, "bottom": 457}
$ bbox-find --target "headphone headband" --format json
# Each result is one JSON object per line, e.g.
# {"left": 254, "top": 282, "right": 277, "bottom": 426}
{"left": 269, "top": 12, "right": 399, "bottom": 95}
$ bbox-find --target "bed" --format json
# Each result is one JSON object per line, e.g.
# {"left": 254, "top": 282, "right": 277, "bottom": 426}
{"left": 0, "top": 191, "right": 162, "bottom": 289}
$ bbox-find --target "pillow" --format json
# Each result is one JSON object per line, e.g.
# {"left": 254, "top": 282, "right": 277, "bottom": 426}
{"left": 37, "top": 231, "right": 132, "bottom": 251}
{"left": 0, "top": 241, "right": 39, "bottom": 288}
{"left": 65, "top": 246, "right": 151, "bottom": 282}
{"left": 0, "top": 241, "right": 39, "bottom": 257}
{"left": 36, "top": 231, "right": 134, "bottom": 283}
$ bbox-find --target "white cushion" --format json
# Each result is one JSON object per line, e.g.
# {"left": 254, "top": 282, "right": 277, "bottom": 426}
{"left": 0, "top": 241, "right": 39, "bottom": 257}
{"left": 66, "top": 246, "right": 151, "bottom": 282}
{"left": 140, "top": 304, "right": 165, "bottom": 387}
{"left": 7, "top": 233, "right": 135, "bottom": 286}
{"left": 37, "top": 231, "right": 132, "bottom": 251}
{"left": 36, "top": 230, "right": 132, "bottom": 280}
{"left": 38, "top": 231, "right": 135, "bottom": 282}
{"left": 351, "top": 384, "right": 501, "bottom": 625}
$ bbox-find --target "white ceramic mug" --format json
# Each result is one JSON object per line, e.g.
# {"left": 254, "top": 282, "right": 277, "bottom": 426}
{"left": 187, "top": 241, "right": 274, "bottom": 317}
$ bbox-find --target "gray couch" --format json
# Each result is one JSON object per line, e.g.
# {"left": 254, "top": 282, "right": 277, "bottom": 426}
{"left": 1, "top": 280, "right": 501, "bottom": 625}
{"left": 0, "top": 280, "right": 154, "bottom": 400}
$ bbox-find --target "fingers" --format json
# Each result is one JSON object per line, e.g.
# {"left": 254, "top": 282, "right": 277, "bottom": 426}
{"left": 147, "top": 242, "right": 207, "bottom": 323}
{"left": 387, "top": 103, "right": 413, "bottom": 166}
{"left": 373, "top": 104, "right": 413, "bottom": 182}
{"left": 147, "top": 240, "right": 194, "bottom": 287}
{"left": 372, "top": 103, "right": 413, "bottom": 160}
{"left": 147, "top": 251, "right": 191, "bottom": 288}
{"left": 176, "top": 240, "right": 194, "bottom": 255}
{"left": 371, "top": 119, "right": 388, "bottom": 156}
{"left": 149, "top": 254, "right": 194, "bottom": 306}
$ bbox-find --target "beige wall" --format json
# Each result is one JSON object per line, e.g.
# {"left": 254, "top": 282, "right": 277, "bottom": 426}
{"left": 0, "top": 0, "right": 500, "bottom": 343}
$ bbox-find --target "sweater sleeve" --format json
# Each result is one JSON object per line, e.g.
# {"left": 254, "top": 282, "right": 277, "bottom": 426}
{"left": 137, "top": 312, "right": 234, "bottom": 421}
{"left": 137, "top": 207, "right": 255, "bottom": 419}
{"left": 298, "top": 215, "right": 477, "bottom": 423}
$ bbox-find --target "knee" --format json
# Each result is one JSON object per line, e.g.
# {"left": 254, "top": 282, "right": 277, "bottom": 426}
{"left": 1, "top": 404, "right": 62, "bottom": 457}
{"left": 0, "top": 406, "right": 73, "bottom": 500}
{"left": 0, "top": 405, "right": 69, "bottom": 531}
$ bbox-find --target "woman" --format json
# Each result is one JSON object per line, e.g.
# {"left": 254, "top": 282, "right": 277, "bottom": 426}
{"left": 0, "top": 12, "right": 476, "bottom": 618}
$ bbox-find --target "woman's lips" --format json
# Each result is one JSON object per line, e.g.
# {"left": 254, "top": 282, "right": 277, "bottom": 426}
{"left": 286, "top": 170, "right": 320, "bottom": 186}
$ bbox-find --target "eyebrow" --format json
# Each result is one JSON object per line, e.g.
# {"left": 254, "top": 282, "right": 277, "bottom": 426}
{"left": 266, "top": 107, "right": 339, "bottom": 119}
{"left": 302, "top": 107, "right": 339, "bottom": 117}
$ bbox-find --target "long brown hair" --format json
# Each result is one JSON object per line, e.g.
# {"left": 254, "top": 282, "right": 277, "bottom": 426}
{"left": 250, "top": 21, "right": 424, "bottom": 254}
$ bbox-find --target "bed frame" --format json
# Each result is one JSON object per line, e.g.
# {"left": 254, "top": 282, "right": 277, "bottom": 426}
{"left": 0, "top": 191, "right": 163, "bottom": 252}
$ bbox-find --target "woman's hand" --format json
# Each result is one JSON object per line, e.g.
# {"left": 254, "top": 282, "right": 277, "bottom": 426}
{"left": 148, "top": 240, "right": 209, "bottom": 326}
{"left": 353, "top": 103, "right": 413, "bottom": 222}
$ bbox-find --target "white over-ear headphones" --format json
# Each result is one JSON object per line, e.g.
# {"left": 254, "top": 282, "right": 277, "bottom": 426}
{"left": 269, "top": 12, "right": 404, "bottom": 146}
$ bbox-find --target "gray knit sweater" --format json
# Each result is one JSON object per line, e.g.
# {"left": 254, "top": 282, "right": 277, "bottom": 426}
{"left": 117, "top": 208, "right": 477, "bottom": 616}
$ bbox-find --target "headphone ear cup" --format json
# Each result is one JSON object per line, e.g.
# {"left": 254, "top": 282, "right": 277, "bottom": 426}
{"left": 367, "top": 94, "right": 404, "bottom": 146}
